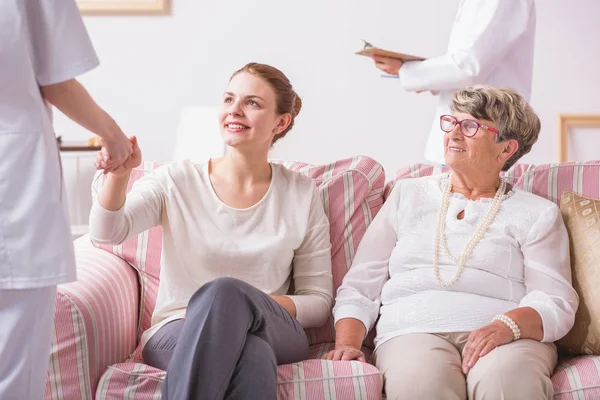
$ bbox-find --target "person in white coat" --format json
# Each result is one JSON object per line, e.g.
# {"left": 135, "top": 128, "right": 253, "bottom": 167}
{"left": 372, "top": 0, "right": 537, "bottom": 163}
{"left": 0, "top": 1, "right": 132, "bottom": 398}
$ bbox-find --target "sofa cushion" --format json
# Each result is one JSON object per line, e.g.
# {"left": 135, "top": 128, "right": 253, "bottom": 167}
{"left": 552, "top": 355, "right": 600, "bottom": 399}
{"left": 91, "top": 157, "right": 386, "bottom": 346}
{"left": 509, "top": 162, "right": 600, "bottom": 205}
{"left": 95, "top": 343, "right": 382, "bottom": 400}
{"left": 558, "top": 191, "right": 600, "bottom": 356}
{"left": 94, "top": 350, "right": 600, "bottom": 400}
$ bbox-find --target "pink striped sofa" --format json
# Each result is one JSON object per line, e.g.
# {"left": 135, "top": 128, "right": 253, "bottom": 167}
{"left": 44, "top": 158, "right": 600, "bottom": 399}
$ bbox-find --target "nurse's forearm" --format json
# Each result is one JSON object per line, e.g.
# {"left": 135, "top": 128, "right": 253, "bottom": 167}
{"left": 40, "top": 78, "right": 122, "bottom": 141}
{"left": 99, "top": 172, "right": 131, "bottom": 211}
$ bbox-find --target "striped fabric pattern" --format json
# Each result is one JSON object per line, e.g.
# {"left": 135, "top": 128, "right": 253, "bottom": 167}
{"left": 47, "top": 159, "right": 600, "bottom": 399}
{"left": 94, "top": 343, "right": 381, "bottom": 400}
{"left": 91, "top": 161, "right": 164, "bottom": 340}
{"left": 553, "top": 356, "right": 600, "bottom": 400}
{"left": 44, "top": 238, "right": 140, "bottom": 399}
{"left": 391, "top": 161, "right": 600, "bottom": 206}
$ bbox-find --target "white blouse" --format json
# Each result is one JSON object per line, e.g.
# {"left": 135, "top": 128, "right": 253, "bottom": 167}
{"left": 89, "top": 161, "right": 334, "bottom": 347}
{"left": 334, "top": 174, "right": 578, "bottom": 348}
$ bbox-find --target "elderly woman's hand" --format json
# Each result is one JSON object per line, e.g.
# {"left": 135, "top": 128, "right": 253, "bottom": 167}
{"left": 462, "top": 321, "right": 514, "bottom": 374}
{"left": 323, "top": 345, "right": 366, "bottom": 362}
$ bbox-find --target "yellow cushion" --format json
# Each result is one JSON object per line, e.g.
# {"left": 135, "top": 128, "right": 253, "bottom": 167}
{"left": 558, "top": 190, "right": 600, "bottom": 355}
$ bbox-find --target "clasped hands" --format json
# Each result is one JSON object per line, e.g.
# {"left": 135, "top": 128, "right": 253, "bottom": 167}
{"left": 94, "top": 134, "right": 142, "bottom": 177}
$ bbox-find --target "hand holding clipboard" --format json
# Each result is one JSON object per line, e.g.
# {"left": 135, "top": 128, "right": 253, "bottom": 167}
{"left": 355, "top": 39, "right": 426, "bottom": 62}
{"left": 356, "top": 39, "right": 437, "bottom": 94}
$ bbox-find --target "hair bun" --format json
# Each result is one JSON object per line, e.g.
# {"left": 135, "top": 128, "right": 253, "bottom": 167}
{"left": 293, "top": 95, "right": 302, "bottom": 117}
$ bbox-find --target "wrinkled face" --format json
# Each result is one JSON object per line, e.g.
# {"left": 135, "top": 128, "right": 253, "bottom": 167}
{"left": 218, "top": 72, "right": 288, "bottom": 151}
{"left": 443, "top": 112, "right": 512, "bottom": 173}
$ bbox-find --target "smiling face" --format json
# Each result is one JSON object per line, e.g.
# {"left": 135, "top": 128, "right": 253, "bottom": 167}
{"left": 218, "top": 72, "right": 290, "bottom": 153}
{"left": 444, "top": 112, "right": 517, "bottom": 175}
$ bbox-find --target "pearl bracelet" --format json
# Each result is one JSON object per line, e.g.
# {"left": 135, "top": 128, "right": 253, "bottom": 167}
{"left": 492, "top": 314, "right": 521, "bottom": 341}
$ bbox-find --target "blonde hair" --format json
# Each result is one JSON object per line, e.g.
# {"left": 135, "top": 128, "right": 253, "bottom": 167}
{"left": 451, "top": 85, "right": 541, "bottom": 171}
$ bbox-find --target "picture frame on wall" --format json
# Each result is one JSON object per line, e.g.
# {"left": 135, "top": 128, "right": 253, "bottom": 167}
{"left": 77, "top": 0, "right": 170, "bottom": 15}
{"left": 558, "top": 114, "right": 600, "bottom": 162}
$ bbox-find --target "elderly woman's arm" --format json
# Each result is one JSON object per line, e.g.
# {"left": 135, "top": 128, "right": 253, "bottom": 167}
{"left": 323, "top": 185, "right": 401, "bottom": 361}
{"left": 462, "top": 203, "right": 578, "bottom": 374}
{"left": 517, "top": 204, "right": 579, "bottom": 341}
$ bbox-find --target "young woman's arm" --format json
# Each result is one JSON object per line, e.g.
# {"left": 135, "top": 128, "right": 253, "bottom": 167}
{"left": 286, "top": 185, "right": 334, "bottom": 328}
{"left": 89, "top": 138, "right": 166, "bottom": 245}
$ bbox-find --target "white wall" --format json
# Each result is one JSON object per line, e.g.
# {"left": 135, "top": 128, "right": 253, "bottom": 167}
{"left": 55, "top": 0, "right": 600, "bottom": 176}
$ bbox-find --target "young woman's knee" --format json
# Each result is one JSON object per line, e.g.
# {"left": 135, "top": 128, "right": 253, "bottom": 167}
{"left": 189, "top": 277, "right": 248, "bottom": 308}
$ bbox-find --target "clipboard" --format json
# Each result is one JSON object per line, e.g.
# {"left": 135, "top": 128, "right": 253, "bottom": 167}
{"left": 355, "top": 39, "right": 425, "bottom": 62}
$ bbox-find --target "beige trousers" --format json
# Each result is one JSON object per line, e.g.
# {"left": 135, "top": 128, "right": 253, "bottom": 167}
{"left": 373, "top": 332, "right": 557, "bottom": 400}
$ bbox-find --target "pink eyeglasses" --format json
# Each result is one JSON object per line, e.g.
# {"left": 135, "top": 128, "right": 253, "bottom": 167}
{"left": 440, "top": 115, "right": 500, "bottom": 137}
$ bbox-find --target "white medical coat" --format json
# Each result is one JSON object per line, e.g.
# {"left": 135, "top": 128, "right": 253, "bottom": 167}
{"left": 399, "top": 0, "right": 537, "bottom": 163}
{"left": 0, "top": 0, "right": 99, "bottom": 289}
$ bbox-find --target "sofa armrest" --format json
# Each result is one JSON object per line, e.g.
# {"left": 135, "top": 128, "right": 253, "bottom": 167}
{"left": 45, "top": 237, "right": 140, "bottom": 400}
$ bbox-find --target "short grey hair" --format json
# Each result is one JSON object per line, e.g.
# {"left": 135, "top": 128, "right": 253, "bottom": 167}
{"left": 451, "top": 85, "right": 541, "bottom": 171}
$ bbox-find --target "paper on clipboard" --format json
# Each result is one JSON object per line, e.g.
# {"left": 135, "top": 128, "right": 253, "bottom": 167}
{"left": 356, "top": 39, "right": 425, "bottom": 62}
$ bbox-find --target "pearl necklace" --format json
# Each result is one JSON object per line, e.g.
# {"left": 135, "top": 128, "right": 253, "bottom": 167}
{"left": 433, "top": 174, "right": 507, "bottom": 287}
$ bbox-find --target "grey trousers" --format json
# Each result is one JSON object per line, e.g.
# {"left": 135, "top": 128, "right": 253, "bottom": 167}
{"left": 142, "top": 277, "right": 309, "bottom": 400}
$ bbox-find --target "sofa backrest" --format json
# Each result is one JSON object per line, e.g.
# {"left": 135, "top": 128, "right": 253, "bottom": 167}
{"left": 92, "top": 158, "right": 600, "bottom": 348}
{"left": 91, "top": 156, "right": 386, "bottom": 345}
{"left": 390, "top": 161, "right": 600, "bottom": 205}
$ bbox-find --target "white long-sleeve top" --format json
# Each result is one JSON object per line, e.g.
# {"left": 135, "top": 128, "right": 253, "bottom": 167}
{"left": 89, "top": 160, "right": 334, "bottom": 347}
{"left": 399, "top": 0, "right": 536, "bottom": 163}
{"left": 334, "top": 175, "right": 578, "bottom": 349}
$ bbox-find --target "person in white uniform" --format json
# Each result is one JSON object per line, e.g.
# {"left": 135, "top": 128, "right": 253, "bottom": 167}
{"left": 372, "top": 0, "right": 537, "bottom": 163}
{"left": 0, "top": 1, "right": 132, "bottom": 398}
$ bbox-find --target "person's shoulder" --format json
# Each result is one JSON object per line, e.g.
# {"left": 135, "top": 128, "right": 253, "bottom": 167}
{"left": 154, "top": 159, "right": 199, "bottom": 173}
{"left": 507, "top": 188, "right": 561, "bottom": 227}
{"left": 511, "top": 187, "right": 558, "bottom": 211}
{"left": 272, "top": 164, "right": 319, "bottom": 210}
{"left": 149, "top": 159, "right": 206, "bottom": 184}
{"left": 390, "top": 173, "right": 445, "bottom": 194}
{"left": 273, "top": 163, "right": 317, "bottom": 191}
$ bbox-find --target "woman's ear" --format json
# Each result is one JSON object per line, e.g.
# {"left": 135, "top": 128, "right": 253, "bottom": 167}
{"left": 500, "top": 139, "right": 519, "bottom": 162}
{"left": 273, "top": 113, "right": 292, "bottom": 135}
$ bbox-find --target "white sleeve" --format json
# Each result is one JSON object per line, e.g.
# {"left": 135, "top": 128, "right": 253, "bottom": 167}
{"left": 288, "top": 184, "right": 334, "bottom": 328}
{"left": 89, "top": 168, "right": 169, "bottom": 246}
{"left": 519, "top": 204, "right": 579, "bottom": 343}
{"left": 26, "top": 0, "right": 99, "bottom": 85}
{"left": 332, "top": 183, "right": 399, "bottom": 335}
{"left": 399, "top": 0, "right": 534, "bottom": 92}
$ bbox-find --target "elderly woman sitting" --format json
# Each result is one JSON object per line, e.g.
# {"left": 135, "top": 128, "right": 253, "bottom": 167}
{"left": 325, "top": 86, "right": 578, "bottom": 400}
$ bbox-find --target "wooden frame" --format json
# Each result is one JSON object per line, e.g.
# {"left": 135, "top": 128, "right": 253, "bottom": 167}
{"left": 77, "top": 0, "right": 170, "bottom": 15}
{"left": 558, "top": 114, "right": 600, "bottom": 162}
